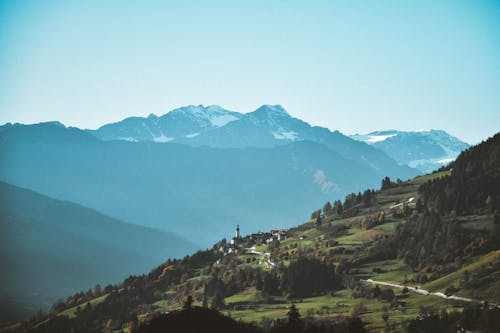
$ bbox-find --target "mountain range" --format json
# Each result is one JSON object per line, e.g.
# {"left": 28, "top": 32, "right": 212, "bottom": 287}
{"left": 89, "top": 105, "right": 469, "bottom": 173}
{"left": 350, "top": 129, "right": 470, "bottom": 173}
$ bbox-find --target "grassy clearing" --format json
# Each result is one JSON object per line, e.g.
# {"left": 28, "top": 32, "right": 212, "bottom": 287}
{"left": 225, "top": 289, "right": 263, "bottom": 304}
{"left": 358, "top": 259, "right": 409, "bottom": 282}
{"left": 408, "top": 171, "right": 451, "bottom": 186}
{"left": 58, "top": 294, "right": 109, "bottom": 318}
{"left": 254, "top": 244, "right": 268, "bottom": 252}
{"left": 336, "top": 228, "right": 365, "bottom": 245}
{"left": 372, "top": 220, "right": 403, "bottom": 233}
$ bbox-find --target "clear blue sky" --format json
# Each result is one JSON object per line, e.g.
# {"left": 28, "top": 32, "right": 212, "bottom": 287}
{"left": 1, "top": 0, "right": 499, "bottom": 143}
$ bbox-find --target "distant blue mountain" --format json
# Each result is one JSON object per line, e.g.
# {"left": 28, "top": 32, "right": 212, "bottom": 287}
{"left": 350, "top": 130, "right": 470, "bottom": 173}
{"left": 0, "top": 181, "right": 196, "bottom": 322}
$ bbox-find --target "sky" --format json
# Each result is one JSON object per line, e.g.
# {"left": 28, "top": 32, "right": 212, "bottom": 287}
{"left": 0, "top": 0, "right": 499, "bottom": 143}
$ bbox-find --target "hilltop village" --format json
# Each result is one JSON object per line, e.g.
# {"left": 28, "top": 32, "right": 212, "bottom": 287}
{"left": 217, "top": 225, "right": 289, "bottom": 268}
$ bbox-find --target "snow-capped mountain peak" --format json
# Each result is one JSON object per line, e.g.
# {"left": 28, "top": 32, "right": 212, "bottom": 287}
{"left": 166, "top": 105, "right": 241, "bottom": 127}
{"left": 350, "top": 130, "right": 470, "bottom": 173}
{"left": 89, "top": 106, "right": 470, "bottom": 174}
{"left": 252, "top": 104, "right": 290, "bottom": 117}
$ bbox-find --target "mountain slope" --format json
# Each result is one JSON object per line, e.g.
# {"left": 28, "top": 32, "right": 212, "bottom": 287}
{"left": 351, "top": 130, "right": 470, "bottom": 173}
{"left": 0, "top": 122, "right": 417, "bottom": 246}
{"left": 0, "top": 181, "right": 196, "bottom": 324}
{"left": 90, "top": 105, "right": 241, "bottom": 142}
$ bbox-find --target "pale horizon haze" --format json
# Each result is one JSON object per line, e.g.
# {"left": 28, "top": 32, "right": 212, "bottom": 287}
{"left": 1, "top": 1, "right": 499, "bottom": 144}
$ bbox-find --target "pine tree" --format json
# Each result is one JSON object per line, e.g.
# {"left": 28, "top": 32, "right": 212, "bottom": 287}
{"left": 323, "top": 201, "right": 332, "bottom": 216}
{"left": 287, "top": 304, "right": 302, "bottom": 331}
{"left": 316, "top": 214, "right": 322, "bottom": 228}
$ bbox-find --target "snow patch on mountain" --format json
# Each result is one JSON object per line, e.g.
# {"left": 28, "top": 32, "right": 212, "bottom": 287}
{"left": 153, "top": 134, "right": 174, "bottom": 143}
{"left": 209, "top": 114, "right": 239, "bottom": 127}
{"left": 120, "top": 137, "right": 139, "bottom": 142}
{"left": 366, "top": 134, "right": 397, "bottom": 143}
{"left": 273, "top": 129, "right": 298, "bottom": 140}
{"left": 168, "top": 105, "right": 241, "bottom": 128}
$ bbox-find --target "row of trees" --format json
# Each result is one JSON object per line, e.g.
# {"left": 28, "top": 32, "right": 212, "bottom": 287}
{"left": 312, "top": 188, "right": 378, "bottom": 224}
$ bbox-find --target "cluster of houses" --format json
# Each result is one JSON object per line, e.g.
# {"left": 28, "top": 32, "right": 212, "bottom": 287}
{"left": 216, "top": 225, "right": 288, "bottom": 266}
{"left": 227, "top": 225, "right": 288, "bottom": 248}
{"left": 244, "top": 229, "right": 288, "bottom": 244}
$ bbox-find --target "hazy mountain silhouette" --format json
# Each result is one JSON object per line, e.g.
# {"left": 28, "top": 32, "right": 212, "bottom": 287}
{"left": 0, "top": 181, "right": 196, "bottom": 323}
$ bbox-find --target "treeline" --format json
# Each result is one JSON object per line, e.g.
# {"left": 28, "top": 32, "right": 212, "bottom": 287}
{"left": 419, "top": 132, "right": 500, "bottom": 215}
{"left": 312, "top": 173, "right": 406, "bottom": 224}
{"left": 206, "top": 258, "right": 342, "bottom": 303}
{"left": 312, "top": 188, "right": 378, "bottom": 223}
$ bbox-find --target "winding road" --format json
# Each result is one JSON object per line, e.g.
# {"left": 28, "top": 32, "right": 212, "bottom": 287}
{"left": 362, "top": 278, "right": 498, "bottom": 307}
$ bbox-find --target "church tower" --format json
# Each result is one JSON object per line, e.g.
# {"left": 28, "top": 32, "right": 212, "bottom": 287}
{"left": 236, "top": 224, "right": 240, "bottom": 239}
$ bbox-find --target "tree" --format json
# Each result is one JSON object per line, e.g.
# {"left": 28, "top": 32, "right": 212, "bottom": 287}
{"left": 381, "top": 177, "right": 396, "bottom": 190}
{"left": 379, "top": 288, "right": 395, "bottom": 302}
{"left": 311, "top": 209, "right": 321, "bottom": 220}
{"left": 84, "top": 301, "right": 92, "bottom": 312}
{"left": 323, "top": 201, "right": 332, "bottom": 216}
{"left": 315, "top": 214, "right": 322, "bottom": 228}
{"left": 333, "top": 200, "right": 344, "bottom": 215}
{"left": 362, "top": 189, "right": 374, "bottom": 207}
{"left": 211, "top": 291, "right": 225, "bottom": 310}
{"left": 416, "top": 198, "right": 424, "bottom": 212}
{"left": 182, "top": 295, "right": 193, "bottom": 311}
{"left": 287, "top": 304, "right": 301, "bottom": 329}
{"left": 92, "top": 284, "right": 102, "bottom": 297}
